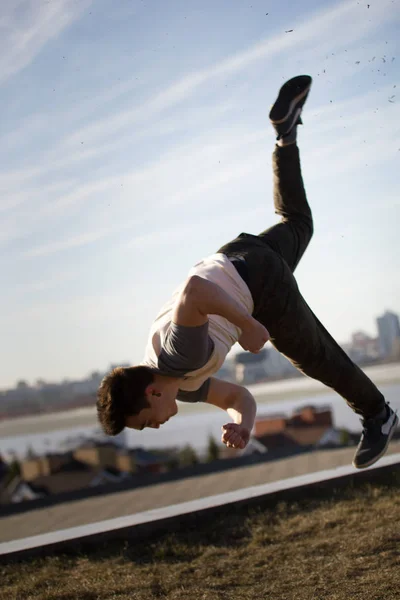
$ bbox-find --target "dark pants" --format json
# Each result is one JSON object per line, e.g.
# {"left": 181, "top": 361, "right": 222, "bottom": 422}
{"left": 217, "top": 144, "right": 385, "bottom": 418}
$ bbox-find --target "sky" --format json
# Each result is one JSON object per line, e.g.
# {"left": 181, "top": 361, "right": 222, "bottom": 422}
{"left": 0, "top": 0, "right": 399, "bottom": 390}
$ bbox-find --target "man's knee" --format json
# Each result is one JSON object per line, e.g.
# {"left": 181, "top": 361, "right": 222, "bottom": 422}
{"left": 293, "top": 214, "right": 313, "bottom": 248}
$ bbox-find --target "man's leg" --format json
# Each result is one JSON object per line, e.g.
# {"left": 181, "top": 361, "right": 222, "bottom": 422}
{"left": 257, "top": 75, "right": 314, "bottom": 272}
{"left": 254, "top": 240, "right": 398, "bottom": 470}
{"left": 257, "top": 143, "right": 313, "bottom": 273}
{"left": 217, "top": 76, "right": 314, "bottom": 275}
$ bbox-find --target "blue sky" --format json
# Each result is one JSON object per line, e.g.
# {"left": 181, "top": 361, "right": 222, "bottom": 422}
{"left": 1, "top": 0, "right": 399, "bottom": 389}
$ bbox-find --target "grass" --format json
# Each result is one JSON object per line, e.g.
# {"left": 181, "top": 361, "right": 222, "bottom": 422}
{"left": 1, "top": 475, "right": 400, "bottom": 600}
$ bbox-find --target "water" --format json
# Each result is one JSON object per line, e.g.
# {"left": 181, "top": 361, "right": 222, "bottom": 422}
{"left": 1, "top": 365, "right": 399, "bottom": 460}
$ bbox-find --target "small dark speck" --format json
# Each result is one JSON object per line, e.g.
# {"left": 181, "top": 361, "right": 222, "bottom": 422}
{"left": 367, "top": 4, "right": 370, "bottom": 7}
{"left": 330, "top": 100, "right": 333, "bottom": 103}
{"left": 285, "top": 29, "right": 294, "bottom": 33}
{"left": 392, "top": 57, "right": 396, "bottom": 62}
{"left": 382, "top": 57, "right": 386, "bottom": 62}
{"left": 355, "top": 61, "right": 360, "bottom": 64}
{"left": 388, "top": 95, "right": 395, "bottom": 102}
{"left": 266, "top": 13, "right": 269, "bottom": 15}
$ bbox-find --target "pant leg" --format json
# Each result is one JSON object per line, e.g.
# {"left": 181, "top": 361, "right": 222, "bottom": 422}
{"left": 254, "top": 263, "right": 386, "bottom": 419}
{"left": 258, "top": 144, "right": 313, "bottom": 273}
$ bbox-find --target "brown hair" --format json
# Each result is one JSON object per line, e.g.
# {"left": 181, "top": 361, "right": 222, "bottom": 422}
{"left": 96, "top": 366, "right": 154, "bottom": 436}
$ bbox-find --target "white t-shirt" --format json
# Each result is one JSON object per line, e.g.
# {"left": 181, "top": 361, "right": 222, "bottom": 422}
{"left": 142, "top": 253, "right": 254, "bottom": 401}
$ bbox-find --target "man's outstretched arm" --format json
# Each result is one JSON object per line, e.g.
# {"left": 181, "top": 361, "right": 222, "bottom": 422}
{"left": 172, "top": 275, "right": 269, "bottom": 353}
{"left": 205, "top": 377, "right": 257, "bottom": 449}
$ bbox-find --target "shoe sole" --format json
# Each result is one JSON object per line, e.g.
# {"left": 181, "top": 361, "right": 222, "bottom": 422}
{"left": 352, "top": 412, "right": 399, "bottom": 469}
{"left": 269, "top": 75, "right": 312, "bottom": 125}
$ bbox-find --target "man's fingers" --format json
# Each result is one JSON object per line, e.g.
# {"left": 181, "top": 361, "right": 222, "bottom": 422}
{"left": 223, "top": 432, "right": 243, "bottom": 448}
{"left": 222, "top": 423, "right": 236, "bottom": 431}
{"left": 224, "top": 433, "right": 238, "bottom": 445}
{"left": 223, "top": 430, "right": 240, "bottom": 444}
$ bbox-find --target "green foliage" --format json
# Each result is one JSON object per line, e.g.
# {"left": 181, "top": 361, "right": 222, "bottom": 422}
{"left": 178, "top": 445, "right": 199, "bottom": 468}
{"left": 206, "top": 434, "right": 220, "bottom": 463}
{"left": 2, "top": 459, "right": 21, "bottom": 487}
{"left": 339, "top": 429, "right": 350, "bottom": 446}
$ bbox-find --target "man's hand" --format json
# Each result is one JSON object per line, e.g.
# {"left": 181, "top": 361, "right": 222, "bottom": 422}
{"left": 221, "top": 423, "right": 250, "bottom": 449}
{"left": 238, "top": 316, "right": 270, "bottom": 353}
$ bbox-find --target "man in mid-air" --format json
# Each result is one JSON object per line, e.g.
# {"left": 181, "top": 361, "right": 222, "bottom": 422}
{"left": 97, "top": 75, "right": 398, "bottom": 469}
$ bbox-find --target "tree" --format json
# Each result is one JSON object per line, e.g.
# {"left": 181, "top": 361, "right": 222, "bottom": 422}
{"left": 339, "top": 429, "right": 351, "bottom": 446}
{"left": 206, "top": 434, "right": 220, "bottom": 462}
{"left": 3, "top": 459, "right": 21, "bottom": 487}
{"left": 178, "top": 445, "right": 199, "bottom": 468}
{"left": 16, "top": 380, "right": 29, "bottom": 389}
{"left": 25, "top": 445, "right": 37, "bottom": 460}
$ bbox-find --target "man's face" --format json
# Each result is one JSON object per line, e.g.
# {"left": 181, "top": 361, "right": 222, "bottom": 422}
{"left": 125, "top": 385, "right": 178, "bottom": 431}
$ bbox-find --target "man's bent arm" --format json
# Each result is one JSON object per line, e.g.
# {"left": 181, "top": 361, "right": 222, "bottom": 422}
{"left": 205, "top": 377, "right": 257, "bottom": 433}
{"left": 172, "top": 275, "right": 253, "bottom": 330}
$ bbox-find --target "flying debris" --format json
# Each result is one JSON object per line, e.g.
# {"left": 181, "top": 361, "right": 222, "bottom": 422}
{"left": 285, "top": 29, "right": 294, "bottom": 33}
{"left": 388, "top": 96, "right": 396, "bottom": 103}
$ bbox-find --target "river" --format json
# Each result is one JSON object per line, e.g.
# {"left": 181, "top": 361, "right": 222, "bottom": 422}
{"left": 1, "top": 363, "right": 399, "bottom": 459}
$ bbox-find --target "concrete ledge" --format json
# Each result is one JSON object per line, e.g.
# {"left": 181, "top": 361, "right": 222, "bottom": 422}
{"left": 0, "top": 453, "right": 399, "bottom": 563}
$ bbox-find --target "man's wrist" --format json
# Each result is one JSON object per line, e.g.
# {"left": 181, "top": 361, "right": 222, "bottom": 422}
{"left": 236, "top": 312, "right": 254, "bottom": 331}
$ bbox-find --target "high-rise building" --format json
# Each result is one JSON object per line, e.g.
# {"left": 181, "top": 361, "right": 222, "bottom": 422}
{"left": 376, "top": 310, "right": 400, "bottom": 357}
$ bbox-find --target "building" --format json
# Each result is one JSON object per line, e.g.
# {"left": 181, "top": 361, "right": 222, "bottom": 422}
{"left": 0, "top": 441, "right": 171, "bottom": 504}
{"left": 234, "top": 349, "right": 268, "bottom": 384}
{"left": 377, "top": 311, "right": 400, "bottom": 358}
{"left": 344, "top": 331, "right": 380, "bottom": 365}
{"left": 264, "top": 346, "right": 298, "bottom": 379}
{"left": 233, "top": 345, "right": 300, "bottom": 385}
{"left": 0, "top": 459, "right": 130, "bottom": 505}
{"left": 253, "top": 405, "right": 334, "bottom": 453}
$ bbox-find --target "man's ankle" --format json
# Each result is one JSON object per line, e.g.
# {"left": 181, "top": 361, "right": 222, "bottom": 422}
{"left": 276, "top": 126, "right": 298, "bottom": 147}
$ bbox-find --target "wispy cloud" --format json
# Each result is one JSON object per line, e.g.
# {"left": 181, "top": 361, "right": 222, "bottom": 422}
{"left": 21, "top": 218, "right": 140, "bottom": 259}
{"left": 1, "top": 0, "right": 398, "bottom": 260}
{"left": 0, "top": 0, "right": 92, "bottom": 86}
{"left": 60, "top": 0, "right": 397, "bottom": 149}
{"left": 1, "top": 0, "right": 396, "bottom": 183}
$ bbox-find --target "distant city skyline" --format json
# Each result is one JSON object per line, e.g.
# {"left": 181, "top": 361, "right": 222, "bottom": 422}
{"left": 1, "top": 0, "right": 399, "bottom": 389}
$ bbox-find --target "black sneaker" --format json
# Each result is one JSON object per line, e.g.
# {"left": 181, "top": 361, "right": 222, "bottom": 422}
{"left": 269, "top": 75, "right": 312, "bottom": 143}
{"left": 352, "top": 404, "right": 399, "bottom": 469}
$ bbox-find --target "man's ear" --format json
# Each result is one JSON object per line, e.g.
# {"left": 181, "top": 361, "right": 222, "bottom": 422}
{"left": 145, "top": 384, "right": 161, "bottom": 398}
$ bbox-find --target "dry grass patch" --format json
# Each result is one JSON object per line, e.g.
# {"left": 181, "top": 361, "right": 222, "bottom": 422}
{"left": 1, "top": 478, "right": 399, "bottom": 600}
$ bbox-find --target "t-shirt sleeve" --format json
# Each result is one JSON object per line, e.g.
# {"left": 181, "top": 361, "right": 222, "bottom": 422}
{"left": 176, "top": 378, "right": 211, "bottom": 403}
{"left": 156, "top": 322, "right": 214, "bottom": 376}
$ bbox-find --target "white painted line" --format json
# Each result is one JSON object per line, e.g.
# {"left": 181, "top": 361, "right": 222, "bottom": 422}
{"left": 0, "top": 452, "right": 399, "bottom": 557}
